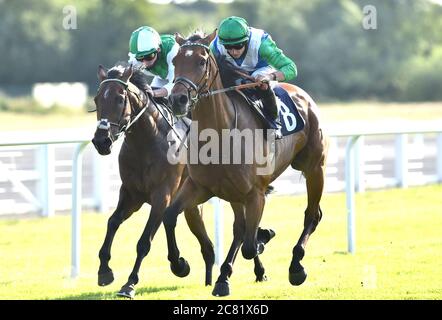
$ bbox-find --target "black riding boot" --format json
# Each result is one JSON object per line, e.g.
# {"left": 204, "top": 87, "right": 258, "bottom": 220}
{"left": 259, "top": 87, "right": 282, "bottom": 139}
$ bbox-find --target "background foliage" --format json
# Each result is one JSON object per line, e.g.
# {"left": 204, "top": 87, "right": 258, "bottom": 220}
{"left": 1, "top": 0, "right": 441, "bottom": 101}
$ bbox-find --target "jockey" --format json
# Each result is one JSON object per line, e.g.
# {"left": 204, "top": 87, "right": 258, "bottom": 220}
{"left": 128, "top": 26, "right": 179, "bottom": 98}
{"left": 211, "top": 16, "right": 297, "bottom": 139}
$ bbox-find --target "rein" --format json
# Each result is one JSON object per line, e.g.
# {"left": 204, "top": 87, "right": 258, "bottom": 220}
{"left": 200, "top": 81, "right": 262, "bottom": 98}
{"left": 173, "top": 42, "right": 262, "bottom": 102}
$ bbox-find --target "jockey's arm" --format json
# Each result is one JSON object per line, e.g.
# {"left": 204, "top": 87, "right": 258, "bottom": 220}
{"left": 150, "top": 76, "right": 173, "bottom": 98}
{"left": 258, "top": 36, "right": 297, "bottom": 82}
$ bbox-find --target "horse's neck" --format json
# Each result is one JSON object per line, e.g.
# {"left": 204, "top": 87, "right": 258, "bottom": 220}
{"left": 193, "top": 74, "right": 235, "bottom": 131}
{"left": 127, "top": 93, "right": 160, "bottom": 142}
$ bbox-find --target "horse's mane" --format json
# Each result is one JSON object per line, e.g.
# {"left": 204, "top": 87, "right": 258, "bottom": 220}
{"left": 185, "top": 30, "right": 206, "bottom": 42}
{"left": 214, "top": 55, "right": 249, "bottom": 88}
{"left": 107, "top": 61, "right": 150, "bottom": 90}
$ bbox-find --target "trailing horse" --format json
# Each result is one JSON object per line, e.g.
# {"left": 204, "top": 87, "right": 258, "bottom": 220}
{"left": 164, "top": 31, "right": 329, "bottom": 296}
{"left": 92, "top": 63, "right": 214, "bottom": 299}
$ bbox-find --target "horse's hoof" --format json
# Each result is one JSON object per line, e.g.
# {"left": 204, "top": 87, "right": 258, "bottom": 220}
{"left": 171, "top": 257, "right": 190, "bottom": 278}
{"left": 257, "top": 242, "right": 265, "bottom": 255}
{"left": 212, "top": 281, "right": 230, "bottom": 297}
{"left": 242, "top": 243, "right": 264, "bottom": 260}
{"left": 257, "top": 228, "right": 276, "bottom": 244}
{"left": 98, "top": 270, "right": 114, "bottom": 286}
{"left": 116, "top": 284, "right": 135, "bottom": 299}
{"left": 289, "top": 268, "right": 307, "bottom": 286}
{"left": 256, "top": 274, "right": 268, "bottom": 282}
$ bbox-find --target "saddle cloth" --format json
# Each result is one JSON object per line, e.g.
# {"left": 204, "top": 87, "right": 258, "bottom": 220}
{"left": 239, "top": 85, "right": 305, "bottom": 137}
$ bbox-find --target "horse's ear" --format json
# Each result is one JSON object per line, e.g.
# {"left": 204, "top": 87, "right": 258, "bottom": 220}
{"left": 122, "top": 64, "right": 133, "bottom": 82}
{"left": 202, "top": 29, "right": 217, "bottom": 46}
{"left": 97, "top": 65, "right": 108, "bottom": 81}
{"left": 175, "top": 32, "right": 185, "bottom": 46}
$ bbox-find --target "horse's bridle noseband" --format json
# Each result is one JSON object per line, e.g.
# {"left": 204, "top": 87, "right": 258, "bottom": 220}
{"left": 173, "top": 42, "right": 218, "bottom": 109}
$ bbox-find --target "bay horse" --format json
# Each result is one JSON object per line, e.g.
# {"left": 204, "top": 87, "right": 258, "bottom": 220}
{"left": 92, "top": 63, "right": 214, "bottom": 299}
{"left": 92, "top": 62, "right": 274, "bottom": 298}
{"left": 164, "top": 31, "right": 329, "bottom": 296}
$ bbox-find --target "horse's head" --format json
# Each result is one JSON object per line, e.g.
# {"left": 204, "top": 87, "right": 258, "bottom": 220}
{"left": 169, "top": 30, "right": 217, "bottom": 117}
{"left": 92, "top": 64, "right": 135, "bottom": 155}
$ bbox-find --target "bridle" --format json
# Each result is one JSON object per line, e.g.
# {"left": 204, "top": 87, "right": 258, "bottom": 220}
{"left": 95, "top": 78, "right": 148, "bottom": 141}
{"left": 95, "top": 76, "right": 189, "bottom": 148}
{"left": 173, "top": 42, "right": 219, "bottom": 110}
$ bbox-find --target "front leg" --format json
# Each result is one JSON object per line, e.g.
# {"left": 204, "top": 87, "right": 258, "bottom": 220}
{"left": 98, "top": 186, "right": 144, "bottom": 287}
{"left": 163, "top": 178, "right": 212, "bottom": 277}
{"left": 116, "top": 190, "right": 171, "bottom": 299}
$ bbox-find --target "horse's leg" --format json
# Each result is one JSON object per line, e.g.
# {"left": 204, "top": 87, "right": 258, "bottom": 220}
{"left": 253, "top": 257, "right": 266, "bottom": 282}
{"left": 183, "top": 206, "right": 215, "bottom": 286}
{"left": 163, "top": 178, "right": 212, "bottom": 279}
{"left": 255, "top": 227, "right": 276, "bottom": 282}
{"left": 211, "top": 203, "right": 272, "bottom": 297}
{"left": 241, "top": 191, "right": 266, "bottom": 260}
{"left": 289, "top": 153, "right": 327, "bottom": 286}
{"left": 212, "top": 202, "right": 245, "bottom": 296}
{"left": 116, "top": 191, "right": 171, "bottom": 299}
{"left": 98, "top": 186, "right": 143, "bottom": 286}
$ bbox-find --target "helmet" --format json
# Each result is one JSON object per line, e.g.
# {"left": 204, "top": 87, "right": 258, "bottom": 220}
{"left": 129, "top": 26, "right": 161, "bottom": 59}
{"left": 218, "top": 16, "right": 250, "bottom": 45}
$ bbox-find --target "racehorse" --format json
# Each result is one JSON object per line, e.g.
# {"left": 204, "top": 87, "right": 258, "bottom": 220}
{"left": 92, "top": 62, "right": 275, "bottom": 298}
{"left": 92, "top": 63, "right": 214, "bottom": 299}
{"left": 164, "top": 31, "right": 329, "bottom": 296}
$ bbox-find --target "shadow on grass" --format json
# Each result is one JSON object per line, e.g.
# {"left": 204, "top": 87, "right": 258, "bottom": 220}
{"left": 55, "top": 285, "right": 183, "bottom": 300}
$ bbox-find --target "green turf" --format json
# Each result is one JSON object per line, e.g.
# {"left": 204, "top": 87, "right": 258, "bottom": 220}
{"left": 1, "top": 185, "right": 441, "bottom": 300}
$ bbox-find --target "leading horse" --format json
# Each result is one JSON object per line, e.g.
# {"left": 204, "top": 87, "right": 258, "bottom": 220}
{"left": 164, "top": 31, "right": 329, "bottom": 296}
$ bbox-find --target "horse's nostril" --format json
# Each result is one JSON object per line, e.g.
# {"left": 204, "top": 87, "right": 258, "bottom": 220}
{"left": 179, "top": 95, "right": 188, "bottom": 105}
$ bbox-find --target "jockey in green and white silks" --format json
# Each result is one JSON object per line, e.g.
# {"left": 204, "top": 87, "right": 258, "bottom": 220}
{"left": 128, "top": 26, "right": 179, "bottom": 98}
{"left": 211, "top": 16, "right": 297, "bottom": 138}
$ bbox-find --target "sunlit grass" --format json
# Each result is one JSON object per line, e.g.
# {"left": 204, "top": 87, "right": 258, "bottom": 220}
{"left": 1, "top": 185, "right": 441, "bottom": 300}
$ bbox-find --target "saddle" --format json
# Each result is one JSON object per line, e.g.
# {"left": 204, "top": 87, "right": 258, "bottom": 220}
{"left": 234, "top": 81, "right": 305, "bottom": 137}
{"left": 233, "top": 80, "right": 277, "bottom": 129}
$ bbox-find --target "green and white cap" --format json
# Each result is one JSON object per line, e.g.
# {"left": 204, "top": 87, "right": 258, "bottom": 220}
{"left": 129, "top": 26, "right": 161, "bottom": 59}
{"left": 218, "top": 16, "right": 250, "bottom": 45}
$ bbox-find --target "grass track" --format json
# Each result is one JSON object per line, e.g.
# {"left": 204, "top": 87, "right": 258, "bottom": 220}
{"left": 0, "top": 185, "right": 441, "bottom": 300}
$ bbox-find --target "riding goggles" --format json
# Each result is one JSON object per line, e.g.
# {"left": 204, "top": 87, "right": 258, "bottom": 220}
{"left": 224, "top": 41, "right": 247, "bottom": 50}
{"left": 136, "top": 51, "right": 157, "bottom": 62}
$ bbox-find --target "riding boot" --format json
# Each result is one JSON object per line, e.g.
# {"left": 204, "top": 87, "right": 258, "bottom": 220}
{"left": 260, "top": 87, "right": 282, "bottom": 140}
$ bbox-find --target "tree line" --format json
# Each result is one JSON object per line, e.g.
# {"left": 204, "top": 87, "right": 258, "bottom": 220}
{"left": 1, "top": 0, "right": 441, "bottom": 101}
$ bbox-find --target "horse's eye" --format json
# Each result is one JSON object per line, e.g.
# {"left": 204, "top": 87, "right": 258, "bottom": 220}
{"left": 200, "top": 59, "right": 206, "bottom": 66}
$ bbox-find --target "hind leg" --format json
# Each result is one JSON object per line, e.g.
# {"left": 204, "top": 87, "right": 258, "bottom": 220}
{"left": 290, "top": 152, "right": 327, "bottom": 286}
{"left": 254, "top": 227, "right": 276, "bottom": 282}
{"left": 184, "top": 206, "right": 215, "bottom": 286}
{"left": 163, "top": 178, "right": 212, "bottom": 279}
{"left": 98, "top": 186, "right": 144, "bottom": 286}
